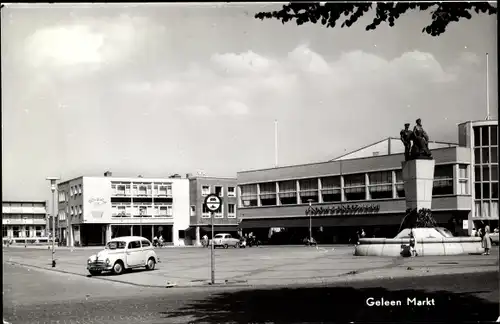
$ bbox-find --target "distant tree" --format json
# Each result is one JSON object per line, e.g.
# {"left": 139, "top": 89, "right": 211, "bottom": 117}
{"left": 255, "top": 2, "right": 497, "bottom": 37}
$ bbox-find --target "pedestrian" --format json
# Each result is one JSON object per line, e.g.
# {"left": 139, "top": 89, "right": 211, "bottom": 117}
{"left": 360, "top": 229, "right": 366, "bottom": 239}
{"left": 477, "top": 228, "right": 483, "bottom": 238}
{"left": 202, "top": 234, "right": 208, "bottom": 247}
{"left": 494, "top": 228, "right": 499, "bottom": 234}
{"left": 409, "top": 230, "right": 418, "bottom": 257}
{"left": 153, "top": 235, "right": 159, "bottom": 247}
{"left": 482, "top": 225, "right": 492, "bottom": 255}
{"left": 470, "top": 228, "right": 477, "bottom": 237}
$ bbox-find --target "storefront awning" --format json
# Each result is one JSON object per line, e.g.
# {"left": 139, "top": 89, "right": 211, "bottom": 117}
{"left": 239, "top": 212, "right": 455, "bottom": 229}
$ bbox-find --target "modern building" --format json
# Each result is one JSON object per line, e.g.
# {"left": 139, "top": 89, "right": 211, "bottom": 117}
{"left": 56, "top": 172, "right": 190, "bottom": 247}
{"left": 186, "top": 175, "right": 239, "bottom": 245}
{"left": 458, "top": 120, "right": 499, "bottom": 231}
{"left": 236, "top": 121, "right": 498, "bottom": 244}
{"left": 2, "top": 201, "right": 48, "bottom": 241}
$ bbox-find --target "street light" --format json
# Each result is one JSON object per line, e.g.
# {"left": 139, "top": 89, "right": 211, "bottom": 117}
{"left": 307, "top": 199, "right": 313, "bottom": 243}
{"left": 46, "top": 177, "right": 60, "bottom": 268}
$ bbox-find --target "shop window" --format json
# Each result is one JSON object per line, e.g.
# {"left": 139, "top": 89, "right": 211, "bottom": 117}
{"left": 259, "top": 183, "right": 276, "bottom": 206}
{"left": 178, "top": 230, "right": 185, "bottom": 239}
{"left": 433, "top": 165, "right": 454, "bottom": 195}
{"left": 344, "top": 186, "right": 366, "bottom": 201}
{"left": 278, "top": 181, "right": 297, "bottom": 205}
{"left": 240, "top": 184, "right": 258, "bottom": 207}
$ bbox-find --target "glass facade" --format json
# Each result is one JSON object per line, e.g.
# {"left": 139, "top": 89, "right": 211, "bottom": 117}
{"left": 473, "top": 125, "right": 499, "bottom": 219}
{"left": 239, "top": 164, "right": 463, "bottom": 208}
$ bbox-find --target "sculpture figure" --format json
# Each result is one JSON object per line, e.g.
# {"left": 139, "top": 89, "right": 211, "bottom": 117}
{"left": 400, "top": 123, "right": 412, "bottom": 161}
{"left": 410, "top": 118, "right": 432, "bottom": 159}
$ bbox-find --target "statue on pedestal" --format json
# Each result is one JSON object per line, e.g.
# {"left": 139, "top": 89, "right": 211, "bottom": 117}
{"left": 410, "top": 118, "right": 432, "bottom": 160}
{"left": 400, "top": 123, "right": 412, "bottom": 161}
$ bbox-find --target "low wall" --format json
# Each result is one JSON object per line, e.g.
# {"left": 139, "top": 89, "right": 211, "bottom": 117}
{"left": 355, "top": 237, "right": 483, "bottom": 257}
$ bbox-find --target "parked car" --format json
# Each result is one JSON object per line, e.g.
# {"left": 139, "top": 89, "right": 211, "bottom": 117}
{"left": 209, "top": 233, "right": 241, "bottom": 248}
{"left": 490, "top": 232, "right": 499, "bottom": 246}
{"left": 87, "top": 236, "right": 159, "bottom": 276}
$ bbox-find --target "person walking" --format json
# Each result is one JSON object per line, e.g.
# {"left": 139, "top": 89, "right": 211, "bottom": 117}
{"left": 470, "top": 228, "right": 477, "bottom": 237}
{"left": 482, "top": 225, "right": 492, "bottom": 255}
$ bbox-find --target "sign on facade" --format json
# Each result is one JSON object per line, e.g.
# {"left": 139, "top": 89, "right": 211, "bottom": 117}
{"left": 462, "top": 220, "right": 468, "bottom": 230}
{"left": 307, "top": 204, "right": 381, "bottom": 216}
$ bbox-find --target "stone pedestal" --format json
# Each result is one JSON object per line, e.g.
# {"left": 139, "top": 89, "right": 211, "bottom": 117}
{"left": 402, "top": 159, "right": 435, "bottom": 210}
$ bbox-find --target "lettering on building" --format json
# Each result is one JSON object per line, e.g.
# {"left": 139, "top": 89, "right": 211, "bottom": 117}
{"left": 306, "top": 204, "right": 380, "bottom": 216}
{"left": 88, "top": 197, "right": 107, "bottom": 205}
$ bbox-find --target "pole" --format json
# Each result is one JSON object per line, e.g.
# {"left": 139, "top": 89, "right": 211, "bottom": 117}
{"left": 210, "top": 211, "right": 215, "bottom": 284}
{"left": 52, "top": 188, "right": 56, "bottom": 267}
{"left": 140, "top": 209, "right": 143, "bottom": 237}
{"left": 274, "top": 119, "right": 278, "bottom": 168}
{"left": 308, "top": 201, "right": 312, "bottom": 241}
{"left": 486, "top": 53, "right": 490, "bottom": 120}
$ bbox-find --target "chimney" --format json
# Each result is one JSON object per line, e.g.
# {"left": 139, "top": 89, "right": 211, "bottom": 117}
{"left": 104, "top": 171, "right": 112, "bottom": 177}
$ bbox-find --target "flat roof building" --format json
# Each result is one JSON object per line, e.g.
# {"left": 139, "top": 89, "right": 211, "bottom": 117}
{"left": 236, "top": 120, "right": 498, "bottom": 244}
{"left": 2, "top": 201, "right": 48, "bottom": 241}
{"left": 57, "top": 172, "right": 190, "bottom": 247}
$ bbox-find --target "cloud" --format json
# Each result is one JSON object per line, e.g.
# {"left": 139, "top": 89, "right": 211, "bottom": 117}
{"left": 459, "top": 52, "right": 481, "bottom": 65}
{"left": 24, "top": 14, "right": 163, "bottom": 74}
{"left": 117, "top": 45, "right": 461, "bottom": 117}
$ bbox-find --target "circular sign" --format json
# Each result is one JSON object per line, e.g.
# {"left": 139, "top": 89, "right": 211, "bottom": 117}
{"left": 204, "top": 194, "right": 222, "bottom": 212}
{"left": 158, "top": 226, "right": 163, "bottom": 232}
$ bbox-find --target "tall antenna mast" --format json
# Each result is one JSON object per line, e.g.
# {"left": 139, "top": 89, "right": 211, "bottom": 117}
{"left": 486, "top": 53, "right": 491, "bottom": 120}
{"left": 274, "top": 119, "right": 278, "bottom": 168}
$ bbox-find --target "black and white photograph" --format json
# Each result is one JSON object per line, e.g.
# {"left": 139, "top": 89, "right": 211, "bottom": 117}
{"left": 2, "top": 2, "right": 499, "bottom": 323}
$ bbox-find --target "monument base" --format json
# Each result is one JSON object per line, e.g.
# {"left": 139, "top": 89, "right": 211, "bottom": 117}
{"left": 354, "top": 232, "right": 483, "bottom": 257}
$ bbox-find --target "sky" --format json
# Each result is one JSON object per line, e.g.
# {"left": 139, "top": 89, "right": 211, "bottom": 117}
{"left": 1, "top": 3, "right": 498, "bottom": 204}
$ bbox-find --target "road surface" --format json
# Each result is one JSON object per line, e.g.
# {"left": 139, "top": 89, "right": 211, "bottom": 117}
{"left": 3, "top": 262, "right": 498, "bottom": 323}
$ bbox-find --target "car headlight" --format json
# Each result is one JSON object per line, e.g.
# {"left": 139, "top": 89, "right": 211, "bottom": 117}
{"left": 87, "top": 258, "right": 92, "bottom": 264}
{"left": 106, "top": 258, "right": 110, "bottom": 265}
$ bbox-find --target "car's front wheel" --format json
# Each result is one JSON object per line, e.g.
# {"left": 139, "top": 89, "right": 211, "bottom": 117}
{"left": 88, "top": 270, "right": 101, "bottom": 276}
{"left": 113, "top": 261, "right": 124, "bottom": 275}
{"left": 224, "top": 244, "right": 229, "bottom": 249}
{"left": 146, "top": 257, "right": 156, "bottom": 271}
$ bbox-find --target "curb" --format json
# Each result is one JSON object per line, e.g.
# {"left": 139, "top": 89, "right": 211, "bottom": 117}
{"left": 8, "top": 260, "right": 498, "bottom": 290}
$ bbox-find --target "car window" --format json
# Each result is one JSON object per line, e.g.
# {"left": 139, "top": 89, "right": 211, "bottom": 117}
{"left": 141, "top": 240, "right": 151, "bottom": 247}
{"left": 128, "top": 241, "right": 141, "bottom": 249}
{"left": 225, "top": 235, "right": 231, "bottom": 238}
{"left": 107, "top": 241, "right": 126, "bottom": 250}
{"left": 214, "top": 234, "right": 223, "bottom": 238}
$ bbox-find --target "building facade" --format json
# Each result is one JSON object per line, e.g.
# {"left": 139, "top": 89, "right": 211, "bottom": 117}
{"left": 2, "top": 201, "right": 48, "bottom": 241}
{"left": 236, "top": 120, "right": 499, "bottom": 243}
{"left": 57, "top": 172, "right": 190, "bottom": 247}
{"left": 187, "top": 176, "right": 239, "bottom": 245}
{"left": 458, "top": 120, "right": 499, "bottom": 231}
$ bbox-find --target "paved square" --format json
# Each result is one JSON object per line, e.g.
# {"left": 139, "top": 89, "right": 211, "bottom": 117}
{"left": 3, "top": 245, "right": 498, "bottom": 287}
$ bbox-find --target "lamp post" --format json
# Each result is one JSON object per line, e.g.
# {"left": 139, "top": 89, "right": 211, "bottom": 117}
{"left": 307, "top": 199, "right": 313, "bottom": 243}
{"left": 46, "top": 177, "right": 59, "bottom": 267}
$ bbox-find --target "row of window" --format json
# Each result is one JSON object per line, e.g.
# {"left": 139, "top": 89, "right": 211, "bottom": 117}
{"left": 190, "top": 203, "right": 237, "bottom": 218}
{"left": 111, "top": 205, "right": 173, "bottom": 217}
{"left": 111, "top": 182, "right": 173, "bottom": 197}
{"left": 58, "top": 185, "right": 82, "bottom": 202}
{"left": 474, "top": 147, "right": 498, "bottom": 165}
{"left": 2, "top": 226, "right": 45, "bottom": 238}
{"left": 201, "top": 185, "right": 236, "bottom": 197}
{"left": 473, "top": 125, "right": 498, "bottom": 147}
{"left": 474, "top": 200, "right": 499, "bottom": 218}
{"left": 239, "top": 166, "right": 463, "bottom": 206}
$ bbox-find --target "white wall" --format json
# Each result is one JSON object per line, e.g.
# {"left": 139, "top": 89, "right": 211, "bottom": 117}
{"left": 82, "top": 177, "right": 113, "bottom": 224}
{"left": 171, "top": 179, "right": 190, "bottom": 244}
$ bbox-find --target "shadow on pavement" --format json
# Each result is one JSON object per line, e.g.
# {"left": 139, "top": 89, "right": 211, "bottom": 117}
{"left": 160, "top": 286, "right": 497, "bottom": 323}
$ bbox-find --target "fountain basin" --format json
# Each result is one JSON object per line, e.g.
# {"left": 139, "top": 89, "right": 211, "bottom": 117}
{"left": 354, "top": 237, "right": 483, "bottom": 257}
